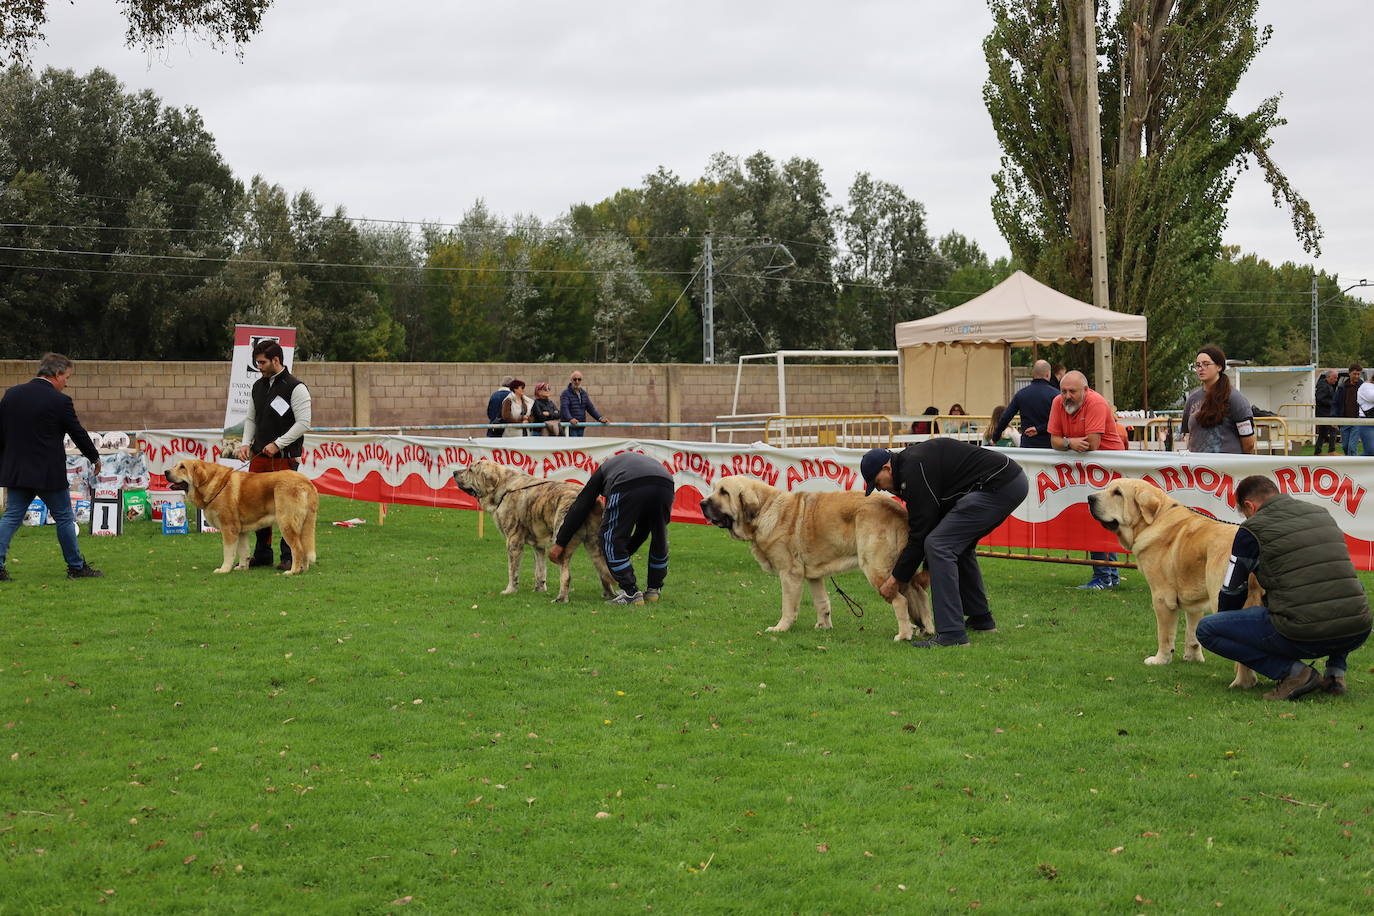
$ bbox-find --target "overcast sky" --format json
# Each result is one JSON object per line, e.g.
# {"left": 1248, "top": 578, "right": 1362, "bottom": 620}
{"left": 27, "top": 1, "right": 1374, "bottom": 298}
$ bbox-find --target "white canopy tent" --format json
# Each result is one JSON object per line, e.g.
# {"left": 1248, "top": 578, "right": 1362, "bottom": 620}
{"left": 894, "top": 271, "right": 1149, "bottom": 415}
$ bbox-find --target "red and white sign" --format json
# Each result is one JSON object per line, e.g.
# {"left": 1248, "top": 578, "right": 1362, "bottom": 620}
{"left": 223, "top": 325, "right": 296, "bottom": 438}
{"left": 134, "top": 432, "right": 1374, "bottom": 570}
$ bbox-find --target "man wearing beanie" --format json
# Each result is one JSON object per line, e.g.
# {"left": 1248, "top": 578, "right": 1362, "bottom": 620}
{"left": 860, "top": 439, "right": 1028, "bottom": 647}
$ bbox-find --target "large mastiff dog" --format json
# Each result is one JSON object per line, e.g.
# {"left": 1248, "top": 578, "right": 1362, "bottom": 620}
{"left": 1088, "top": 478, "right": 1260, "bottom": 687}
{"left": 455, "top": 459, "right": 616, "bottom": 602}
{"left": 165, "top": 458, "right": 319, "bottom": 575}
{"left": 700, "top": 475, "right": 932, "bottom": 641}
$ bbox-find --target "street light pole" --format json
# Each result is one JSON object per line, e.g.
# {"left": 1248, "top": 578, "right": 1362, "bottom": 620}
{"left": 1312, "top": 278, "right": 1370, "bottom": 366}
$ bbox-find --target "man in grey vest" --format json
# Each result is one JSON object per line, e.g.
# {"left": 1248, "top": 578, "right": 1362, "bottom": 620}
{"left": 1197, "top": 474, "right": 1371, "bottom": 700}
{"left": 235, "top": 340, "right": 312, "bottom": 570}
{"left": 548, "top": 451, "right": 672, "bottom": 605}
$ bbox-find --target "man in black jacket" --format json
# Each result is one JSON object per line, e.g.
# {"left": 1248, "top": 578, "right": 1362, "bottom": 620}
{"left": 1196, "top": 474, "right": 1370, "bottom": 700}
{"left": 1314, "top": 369, "right": 1338, "bottom": 455}
{"left": 861, "top": 440, "right": 1028, "bottom": 647}
{"left": 235, "top": 340, "right": 312, "bottom": 570}
{"left": 548, "top": 451, "right": 672, "bottom": 605}
{"left": 989, "top": 359, "right": 1058, "bottom": 448}
{"left": 0, "top": 353, "right": 104, "bottom": 580}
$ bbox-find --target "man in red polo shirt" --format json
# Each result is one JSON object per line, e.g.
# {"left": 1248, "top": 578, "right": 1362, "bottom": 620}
{"left": 1049, "top": 370, "right": 1125, "bottom": 589}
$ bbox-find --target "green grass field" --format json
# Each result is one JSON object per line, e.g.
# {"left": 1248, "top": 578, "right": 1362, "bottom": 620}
{"left": 2, "top": 496, "right": 1371, "bottom": 914}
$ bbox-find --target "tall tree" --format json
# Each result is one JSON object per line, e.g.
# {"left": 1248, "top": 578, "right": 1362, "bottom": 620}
{"left": 984, "top": 1, "right": 1320, "bottom": 405}
{"left": 1, "top": 0, "right": 272, "bottom": 65}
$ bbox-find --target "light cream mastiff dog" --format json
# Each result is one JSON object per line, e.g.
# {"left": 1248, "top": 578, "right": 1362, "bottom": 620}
{"left": 454, "top": 459, "right": 617, "bottom": 602}
{"left": 700, "top": 475, "right": 933, "bottom": 641}
{"left": 1088, "top": 478, "right": 1261, "bottom": 687}
{"left": 164, "top": 458, "right": 319, "bottom": 575}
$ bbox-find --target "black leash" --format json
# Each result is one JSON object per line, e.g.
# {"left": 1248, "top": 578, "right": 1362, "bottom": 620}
{"left": 830, "top": 577, "right": 864, "bottom": 618}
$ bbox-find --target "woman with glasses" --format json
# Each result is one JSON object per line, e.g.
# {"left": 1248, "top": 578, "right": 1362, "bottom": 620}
{"left": 1179, "top": 346, "right": 1255, "bottom": 454}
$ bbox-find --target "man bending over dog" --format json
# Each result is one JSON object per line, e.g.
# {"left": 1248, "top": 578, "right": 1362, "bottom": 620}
{"left": 861, "top": 440, "right": 1028, "bottom": 648}
{"left": 1196, "top": 474, "right": 1371, "bottom": 701}
{"left": 549, "top": 451, "right": 672, "bottom": 606}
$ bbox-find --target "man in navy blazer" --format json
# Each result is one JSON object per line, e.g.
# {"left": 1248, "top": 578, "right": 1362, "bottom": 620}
{"left": 0, "top": 353, "right": 104, "bottom": 580}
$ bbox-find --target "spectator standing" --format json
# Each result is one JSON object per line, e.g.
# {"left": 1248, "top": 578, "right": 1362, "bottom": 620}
{"left": 861, "top": 440, "right": 1029, "bottom": 648}
{"left": 990, "top": 359, "right": 1058, "bottom": 448}
{"left": 0, "top": 352, "right": 104, "bottom": 580}
{"left": 560, "top": 371, "right": 608, "bottom": 437}
{"left": 1334, "top": 366, "right": 1364, "bottom": 456}
{"left": 1048, "top": 370, "right": 1126, "bottom": 589}
{"left": 549, "top": 451, "right": 672, "bottom": 605}
{"left": 487, "top": 376, "right": 514, "bottom": 437}
{"left": 1314, "top": 369, "right": 1339, "bottom": 455}
{"left": 500, "top": 380, "right": 533, "bottom": 437}
{"left": 1358, "top": 372, "right": 1374, "bottom": 457}
{"left": 1179, "top": 346, "right": 1255, "bottom": 454}
{"left": 529, "top": 383, "right": 561, "bottom": 436}
{"left": 236, "top": 340, "right": 312, "bottom": 570}
{"left": 1196, "top": 474, "right": 1370, "bottom": 700}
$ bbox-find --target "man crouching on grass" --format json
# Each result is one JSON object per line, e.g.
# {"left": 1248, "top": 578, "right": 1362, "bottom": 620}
{"left": 1196, "top": 474, "right": 1371, "bottom": 700}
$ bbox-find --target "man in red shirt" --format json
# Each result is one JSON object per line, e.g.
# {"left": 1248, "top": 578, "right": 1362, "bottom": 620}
{"left": 1048, "top": 370, "right": 1126, "bottom": 588}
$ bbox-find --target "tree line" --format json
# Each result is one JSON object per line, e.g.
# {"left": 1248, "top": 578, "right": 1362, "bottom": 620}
{"left": 1, "top": 64, "right": 1365, "bottom": 405}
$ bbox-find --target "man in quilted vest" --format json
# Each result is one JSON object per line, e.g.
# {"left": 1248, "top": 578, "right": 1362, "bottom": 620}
{"left": 1197, "top": 474, "right": 1371, "bottom": 700}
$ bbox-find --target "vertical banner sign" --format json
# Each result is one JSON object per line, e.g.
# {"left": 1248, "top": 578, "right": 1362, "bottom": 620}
{"left": 223, "top": 325, "right": 297, "bottom": 440}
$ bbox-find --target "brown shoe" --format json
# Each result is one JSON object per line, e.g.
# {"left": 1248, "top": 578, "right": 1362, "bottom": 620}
{"left": 1262, "top": 666, "right": 1321, "bottom": 701}
{"left": 276, "top": 560, "right": 293, "bottom": 571}
{"left": 1320, "top": 674, "right": 1348, "bottom": 696}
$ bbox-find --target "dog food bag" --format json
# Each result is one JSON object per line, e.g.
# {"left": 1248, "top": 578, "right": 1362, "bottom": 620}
{"left": 71, "top": 495, "right": 92, "bottom": 524}
{"left": 161, "top": 499, "right": 189, "bottom": 535}
{"left": 23, "top": 499, "right": 48, "bottom": 526}
{"left": 66, "top": 460, "right": 92, "bottom": 497}
{"left": 122, "top": 488, "right": 149, "bottom": 522}
{"left": 93, "top": 474, "right": 122, "bottom": 501}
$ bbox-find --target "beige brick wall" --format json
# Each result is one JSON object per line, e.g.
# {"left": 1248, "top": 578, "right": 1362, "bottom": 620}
{"left": 0, "top": 358, "right": 900, "bottom": 442}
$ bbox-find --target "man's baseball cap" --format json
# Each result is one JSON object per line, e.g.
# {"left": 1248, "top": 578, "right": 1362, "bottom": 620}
{"left": 860, "top": 448, "right": 892, "bottom": 495}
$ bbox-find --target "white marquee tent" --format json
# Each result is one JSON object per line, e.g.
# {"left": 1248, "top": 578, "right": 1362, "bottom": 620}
{"left": 894, "top": 271, "right": 1148, "bottom": 416}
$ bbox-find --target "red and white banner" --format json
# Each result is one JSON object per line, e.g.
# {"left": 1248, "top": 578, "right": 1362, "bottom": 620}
{"left": 134, "top": 432, "right": 1374, "bottom": 570}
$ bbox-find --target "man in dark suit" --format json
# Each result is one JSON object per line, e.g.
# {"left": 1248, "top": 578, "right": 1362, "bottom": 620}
{"left": 989, "top": 359, "right": 1059, "bottom": 448}
{"left": 0, "top": 353, "right": 104, "bottom": 580}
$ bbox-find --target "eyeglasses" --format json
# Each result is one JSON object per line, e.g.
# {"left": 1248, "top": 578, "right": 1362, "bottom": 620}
{"left": 571, "top": 377, "right": 583, "bottom": 382}
{"left": 1191, "top": 361, "right": 1216, "bottom": 371}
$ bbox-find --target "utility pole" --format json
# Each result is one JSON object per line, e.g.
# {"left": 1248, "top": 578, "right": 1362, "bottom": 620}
{"left": 1083, "top": 0, "right": 1114, "bottom": 406}
{"left": 702, "top": 233, "right": 715, "bottom": 364}
{"left": 1311, "top": 273, "right": 1319, "bottom": 367}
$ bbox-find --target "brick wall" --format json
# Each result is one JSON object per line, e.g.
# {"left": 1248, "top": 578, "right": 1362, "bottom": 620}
{"left": 0, "top": 359, "right": 899, "bottom": 442}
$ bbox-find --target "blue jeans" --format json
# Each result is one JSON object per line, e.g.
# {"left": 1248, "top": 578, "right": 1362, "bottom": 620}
{"left": 565, "top": 424, "right": 586, "bottom": 437}
{"left": 1090, "top": 552, "right": 1119, "bottom": 584}
{"left": 1196, "top": 607, "right": 1370, "bottom": 681}
{"left": 1359, "top": 426, "right": 1374, "bottom": 457}
{"left": 0, "top": 486, "right": 85, "bottom": 569}
{"left": 1340, "top": 425, "right": 1360, "bottom": 455}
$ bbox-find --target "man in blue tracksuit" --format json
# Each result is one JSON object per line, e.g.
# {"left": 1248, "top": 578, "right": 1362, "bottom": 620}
{"left": 989, "top": 359, "right": 1058, "bottom": 449}
{"left": 549, "top": 451, "right": 672, "bottom": 605}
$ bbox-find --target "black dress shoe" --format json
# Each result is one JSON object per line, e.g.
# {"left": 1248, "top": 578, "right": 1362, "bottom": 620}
{"left": 247, "top": 557, "right": 275, "bottom": 568}
{"left": 276, "top": 560, "right": 293, "bottom": 571}
{"left": 66, "top": 564, "right": 104, "bottom": 579}
{"left": 0, "top": 566, "right": 11, "bottom": 582}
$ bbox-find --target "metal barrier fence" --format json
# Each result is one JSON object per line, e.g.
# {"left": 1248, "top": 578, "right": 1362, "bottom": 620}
{"left": 763, "top": 415, "right": 896, "bottom": 448}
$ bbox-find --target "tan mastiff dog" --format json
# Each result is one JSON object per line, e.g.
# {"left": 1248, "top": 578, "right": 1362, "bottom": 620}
{"left": 165, "top": 458, "right": 319, "bottom": 575}
{"left": 1088, "top": 478, "right": 1260, "bottom": 687}
{"left": 700, "top": 475, "right": 932, "bottom": 641}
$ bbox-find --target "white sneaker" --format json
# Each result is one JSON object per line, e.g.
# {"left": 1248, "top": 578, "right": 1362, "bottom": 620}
{"left": 606, "top": 589, "right": 645, "bottom": 606}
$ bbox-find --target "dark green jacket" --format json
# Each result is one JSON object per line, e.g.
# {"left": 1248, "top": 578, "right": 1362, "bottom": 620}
{"left": 1243, "top": 494, "right": 1371, "bottom": 641}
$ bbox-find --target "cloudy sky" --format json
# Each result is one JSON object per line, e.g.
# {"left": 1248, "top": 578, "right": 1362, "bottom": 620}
{"left": 28, "top": 1, "right": 1374, "bottom": 297}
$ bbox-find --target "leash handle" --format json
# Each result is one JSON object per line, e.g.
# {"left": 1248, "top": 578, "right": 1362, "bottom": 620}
{"left": 830, "top": 577, "right": 864, "bottom": 618}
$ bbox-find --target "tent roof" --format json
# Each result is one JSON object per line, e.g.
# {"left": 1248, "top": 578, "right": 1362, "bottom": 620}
{"left": 895, "top": 270, "right": 1148, "bottom": 347}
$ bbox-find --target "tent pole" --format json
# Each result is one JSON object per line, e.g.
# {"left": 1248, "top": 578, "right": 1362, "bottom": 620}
{"left": 1142, "top": 341, "right": 1150, "bottom": 412}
